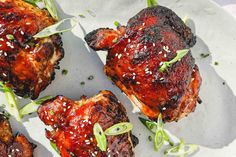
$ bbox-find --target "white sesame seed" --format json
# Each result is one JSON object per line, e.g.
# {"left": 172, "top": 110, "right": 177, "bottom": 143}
{"left": 158, "top": 51, "right": 162, "bottom": 54}
{"left": 128, "top": 39, "right": 131, "bottom": 43}
{"left": 2, "top": 73, "right": 7, "bottom": 77}
{"left": 117, "top": 54, "right": 122, "bottom": 59}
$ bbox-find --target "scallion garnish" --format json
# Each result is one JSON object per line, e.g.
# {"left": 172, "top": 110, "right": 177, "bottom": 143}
{"left": 164, "top": 139, "right": 198, "bottom": 156}
{"left": 147, "top": 0, "right": 157, "bottom": 7}
{"left": 33, "top": 17, "right": 78, "bottom": 38}
{"left": 93, "top": 122, "right": 133, "bottom": 151}
{"left": 20, "top": 95, "right": 52, "bottom": 116}
{"left": 93, "top": 123, "right": 107, "bottom": 151}
{"left": 6, "top": 34, "right": 14, "bottom": 41}
{"left": 114, "top": 21, "right": 121, "bottom": 27}
{"left": 104, "top": 122, "right": 133, "bottom": 136}
{"left": 159, "top": 49, "right": 189, "bottom": 72}
{"left": 24, "top": 0, "right": 41, "bottom": 6}
{"left": 43, "top": 0, "right": 59, "bottom": 20}
{"left": 50, "top": 142, "right": 60, "bottom": 154}
{"left": 139, "top": 114, "right": 198, "bottom": 156}
{"left": 0, "top": 82, "right": 21, "bottom": 122}
{"left": 200, "top": 53, "right": 210, "bottom": 58}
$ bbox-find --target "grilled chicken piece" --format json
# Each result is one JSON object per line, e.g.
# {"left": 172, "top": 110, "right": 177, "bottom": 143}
{"left": 0, "top": 114, "right": 35, "bottom": 157}
{"left": 38, "top": 90, "right": 135, "bottom": 157}
{"left": 85, "top": 6, "right": 202, "bottom": 122}
{"left": 0, "top": 0, "right": 64, "bottom": 99}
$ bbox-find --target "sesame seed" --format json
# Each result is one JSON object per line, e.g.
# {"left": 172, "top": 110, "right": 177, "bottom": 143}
{"left": 117, "top": 54, "right": 122, "bottom": 59}
{"left": 2, "top": 73, "right": 7, "bottom": 77}
{"left": 158, "top": 51, "right": 162, "bottom": 54}
{"left": 128, "top": 39, "right": 131, "bottom": 43}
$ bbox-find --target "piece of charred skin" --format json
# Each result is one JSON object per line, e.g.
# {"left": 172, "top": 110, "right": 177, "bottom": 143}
{"left": 0, "top": 114, "right": 35, "bottom": 157}
{"left": 38, "top": 90, "right": 136, "bottom": 157}
{"left": 0, "top": 0, "right": 64, "bottom": 99}
{"left": 85, "top": 6, "right": 202, "bottom": 122}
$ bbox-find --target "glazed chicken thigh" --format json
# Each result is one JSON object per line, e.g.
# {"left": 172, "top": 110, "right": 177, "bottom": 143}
{"left": 0, "top": 114, "right": 35, "bottom": 157}
{"left": 0, "top": 0, "right": 64, "bottom": 99}
{"left": 85, "top": 6, "right": 202, "bottom": 122}
{"left": 38, "top": 90, "right": 135, "bottom": 157}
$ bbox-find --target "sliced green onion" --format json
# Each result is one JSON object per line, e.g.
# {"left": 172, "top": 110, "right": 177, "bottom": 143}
{"left": 0, "top": 82, "right": 21, "bottom": 122}
{"left": 50, "top": 142, "right": 60, "bottom": 154}
{"left": 105, "top": 122, "right": 133, "bottom": 136}
{"left": 6, "top": 34, "right": 14, "bottom": 41}
{"left": 164, "top": 139, "right": 198, "bottom": 156}
{"left": 159, "top": 49, "right": 190, "bottom": 72}
{"left": 139, "top": 117, "right": 157, "bottom": 133}
{"left": 93, "top": 123, "right": 107, "bottom": 151}
{"left": 20, "top": 95, "right": 52, "bottom": 116}
{"left": 147, "top": 0, "right": 157, "bottom": 7}
{"left": 34, "top": 17, "right": 78, "bottom": 38}
{"left": 114, "top": 21, "right": 121, "bottom": 27}
{"left": 24, "top": 0, "right": 41, "bottom": 6}
{"left": 43, "top": 0, "right": 59, "bottom": 20}
{"left": 154, "top": 128, "right": 164, "bottom": 151}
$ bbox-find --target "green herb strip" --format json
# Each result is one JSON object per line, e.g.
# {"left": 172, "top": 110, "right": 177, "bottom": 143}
{"left": 24, "top": 0, "right": 41, "bottom": 6}
{"left": 20, "top": 96, "right": 52, "bottom": 116}
{"left": 93, "top": 123, "right": 107, "bottom": 151}
{"left": 50, "top": 142, "right": 60, "bottom": 154}
{"left": 0, "top": 82, "right": 21, "bottom": 122}
{"left": 114, "top": 21, "right": 121, "bottom": 27}
{"left": 104, "top": 122, "right": 133, "bottom": 136}
{"left": 164, "top": 139, "right": 198, "bottom": 156}
{"left": 43, "top": 0, "right": 59, "bottom": 20}
{"left": 147, "top": 0, "right": 157, "bottom": 7}
{"left": 34, "top": 17, "right": 78, "bottom": 38}
{"left": 159, "top": 49, "right": 189, "bottom": 72}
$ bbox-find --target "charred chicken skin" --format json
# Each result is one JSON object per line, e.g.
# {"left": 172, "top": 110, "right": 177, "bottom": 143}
{"left": 85, "top": 6, "right": 202, "bottom": 122}
{"left": 0, "top": 0, "right": 64, "bottom": 99}
{"left": 0, "top": 114, "right": 35, "bottom": 157}
{"left": 38, "top": 90, "right": 135, "bottom": 157}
